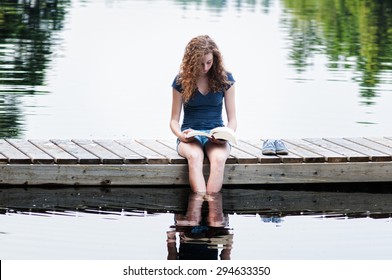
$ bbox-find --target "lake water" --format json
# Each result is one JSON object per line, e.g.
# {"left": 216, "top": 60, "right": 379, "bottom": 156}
{"left": 1, "top": 0, "right": 392, "bottom": 261}
{"left": 1, "top": 0, "right": 391, "bottom": 139}
{"left": 1, "top": 185, "right": 392, "bottom": 260}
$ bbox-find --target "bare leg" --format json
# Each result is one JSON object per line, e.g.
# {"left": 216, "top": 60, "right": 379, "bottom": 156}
{"left": 178, "top": 141, "right": 206, "bottom": 193}
{"left": 205, "top": 142, "right": 230, "bottom": 193}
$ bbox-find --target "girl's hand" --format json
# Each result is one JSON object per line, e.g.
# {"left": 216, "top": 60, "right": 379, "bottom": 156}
{"left": 179, "top": 129, "right": 194, "bottom": 143}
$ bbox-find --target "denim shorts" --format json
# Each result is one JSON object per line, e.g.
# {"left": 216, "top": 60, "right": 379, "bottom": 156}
{"left": 176, "top": 130, "right": 211, "bottom": 152}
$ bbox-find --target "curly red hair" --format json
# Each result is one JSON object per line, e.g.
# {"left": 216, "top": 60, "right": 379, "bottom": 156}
{"left": 176, "top": 35, "right": 230, "bottom": 102}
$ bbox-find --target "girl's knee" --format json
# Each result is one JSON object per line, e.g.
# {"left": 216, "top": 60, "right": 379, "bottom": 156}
{"left": 209, "top": 152, "right": 229, "bottom": 166}
{"left": 187, "top": 150, "right": 205, "bottom": 164}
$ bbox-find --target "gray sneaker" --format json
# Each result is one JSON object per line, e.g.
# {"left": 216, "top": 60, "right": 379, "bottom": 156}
{"left": 262, "top": 139, "right": 276, "bottom": 155}
{"left": 275, "top": 139, "right": 288, "bottom": 155}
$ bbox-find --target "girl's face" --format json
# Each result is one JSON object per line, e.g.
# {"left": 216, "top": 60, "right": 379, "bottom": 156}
{"left": 199, "top": 53, "right": 213, "bottom": 75}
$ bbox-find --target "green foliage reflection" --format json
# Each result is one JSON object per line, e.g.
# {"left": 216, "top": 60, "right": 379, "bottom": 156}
{"left": 0, "top": 0, "right": 70, "bottom": 138}
{"left": 282, "top": 0, "right": 392, "bottom": 104}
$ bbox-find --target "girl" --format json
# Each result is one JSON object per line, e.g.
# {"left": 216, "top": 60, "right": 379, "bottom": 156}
{"left": 170, "top": 35, "right": 237, "bottom": 194}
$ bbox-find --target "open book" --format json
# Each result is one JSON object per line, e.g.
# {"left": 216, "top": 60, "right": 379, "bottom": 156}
{"left": 186, "top": 127, "right": 237, "bottom": 145}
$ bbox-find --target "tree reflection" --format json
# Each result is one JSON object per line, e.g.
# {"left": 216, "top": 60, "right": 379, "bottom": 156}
{"left": 173, "top": 0, "right": 273, "bottom": 13}
{"left": 0, "top": 0, "right": 70, "bottom": 137}
{"left": 282, "top": 0, "right": 392, "bottom": 104}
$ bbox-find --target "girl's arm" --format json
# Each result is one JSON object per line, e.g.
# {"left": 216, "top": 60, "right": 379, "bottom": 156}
{"left": 170, "top": 88, "right": 193, "bottom": 142}
{"left": 224, "top": 84, "right": 237, "bottom": 131}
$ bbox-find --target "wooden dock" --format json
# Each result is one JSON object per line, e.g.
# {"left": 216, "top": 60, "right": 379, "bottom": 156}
{"left": 0, "top": 137, "right": 392, "bottom": 186}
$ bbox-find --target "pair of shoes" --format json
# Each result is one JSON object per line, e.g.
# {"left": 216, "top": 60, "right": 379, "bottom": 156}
{"left": 275, "top": 139, "right": 289, "bottom": 155}
{"left": 262, "top": 139, "right": 289, "bottom": 155}
{"left": 262, "top": 139, "right": 276, "bottom": 155}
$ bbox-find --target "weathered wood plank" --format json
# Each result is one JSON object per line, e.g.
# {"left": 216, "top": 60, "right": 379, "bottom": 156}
{"left": 94, "top": 139, "right": 146, "bottom": 164}
{"left": 238, "top": 162, "right": 392, "bottom": 184}
{"left": 155, "top": 139, "right": 178, "bottom": 151}
{"left": 247, "top": 139, "right": 303, "bottom": 163}
{"left": 6, "top": 139, "right": 54, "bottom": 164}
{"left": 0, "top": 164, "right": 188, "bottom": 185}
{"left": 0, "top": 139, "right": 31, "bottom": 164}
{"left": 345, "top": 137, "right": 392, "bottom": 157}
{"left": 325, "top": 138, "right": 391, "bottom": 162}
{"left": 304, "top": 138, "right": 369, "bottom": 162}
{"left": 72, "top": 139, "right": 123, "bottom": 164}
{"left": 229, "top": 145, "right": 259, "bottom": 164}
{"left": 0, "top": 152, "right": 7, "bottom": 163}
{"left": 29, "top": 140, "right": 78, "bottom": 164}
{"left": 135, "top": 139, "right": 186, "bottom": 164}
{"left": 236, "top": 140, "right": 281, "bottom": 163}
{"left": 51, "top": 139, "right": 101, "bottom": 164}
{"left": 285, "top": 138, "right": 347, "bottom": 163}
{"left": 116, "top": 139, "right": 168, "bottom": 164}
{"left": 1, "top": 162, "right": 392, "bottom": 185}
{"left": 280, "top": 139, "right": 325, "bottom": 163}
{"left": 365, "top": 137, "right": 392, "bottom": 149}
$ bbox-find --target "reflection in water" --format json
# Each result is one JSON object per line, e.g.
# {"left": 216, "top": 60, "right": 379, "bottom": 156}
{"left": 167, "top": 192, "right": 233, "bottom": 260}
{"left": 1, "top": 186, "right": 392, "bottom": 259}
{"left": 0, "top": 0, "right": 70, "bottom": 137}
{"left": 282, "top": 0, "right": 392, "bottom": 104}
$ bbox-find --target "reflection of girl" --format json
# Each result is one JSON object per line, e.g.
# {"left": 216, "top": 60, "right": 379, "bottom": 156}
{"left": 167, "top": 192, "right": 233, "bottom": 260}
{"left": 170, "top": 35, "right": 237, "bottom": 194}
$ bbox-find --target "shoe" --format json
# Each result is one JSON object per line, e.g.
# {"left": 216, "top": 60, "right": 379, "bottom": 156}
{"left": 275, "top": 139, "right": 288, "bottom": 155}
{"left": 262, "top": 139, "right": 276, "bottom": 155}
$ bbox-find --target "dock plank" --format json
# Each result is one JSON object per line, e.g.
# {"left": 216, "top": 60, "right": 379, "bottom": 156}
{"left": 72, "top": 139, "right": 124, "bottom": 164}
{"left": 1, "top": 161, "right": 392, "bottom": 185}
{"left": 6, "top": 139, "right": 54, "bottom": 164}
{"left": 0, "top": 152, "right": 7, "bottom": 163}
{"left": 365, "top": 137, "right": 392, "bottom": 149}
{"left": 248, "top": 139, "right": 303, "bottom": 163}
{"left": 51, "top": 139, "right": 101, "bottom": 164}
{"left": 236, "top": 140, "right": 281, "bottom": 163}
{"left": 285, "top": 138, "right": 347, "bottom": 163}
{"left": 0, "top": 140, "right": 31, "bottom": 164}
{"left": 94, "top": 139, "right": 146, "bottom": 164}
{"left": 345, "top": 137, "right": 392, "bottom": 157}
{"left": 325, "top": 138, "right": 391, "bottom": 162}
{"left": 230, "top": 145, "right": 259, "bottom": 164}
{"left": 136, "top": 139, "right": 186, "bottom": 164}
{"left": 116, "top": 139, "right": 168, "bottom": 164}
{"left": 304, "top": 138, "right": 369, "bottom": 162}
{"left": 29, "top": 140, "right": 78, "bottom": 164}
{"left": 280, "top": 139, "right": 325, "bottom": 163}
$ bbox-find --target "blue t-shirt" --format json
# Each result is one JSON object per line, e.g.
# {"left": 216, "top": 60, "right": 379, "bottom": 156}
{"left": 172, "top": 73, "right": 235, "bottom": 131}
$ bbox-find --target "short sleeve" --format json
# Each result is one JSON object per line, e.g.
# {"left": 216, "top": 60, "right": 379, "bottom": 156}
{"left": 225, "top": 72, "right": 235, "bottom": 90}
{"left": 172, "top": 75, "right": 182, "bottom": 92}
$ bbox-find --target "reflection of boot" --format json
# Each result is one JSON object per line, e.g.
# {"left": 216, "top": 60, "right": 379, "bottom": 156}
{"left": 176, "top": 192, "right": 204, "bottom": 226}
{"left": 206, "top": 192, "right": 227, "bottom": 228}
